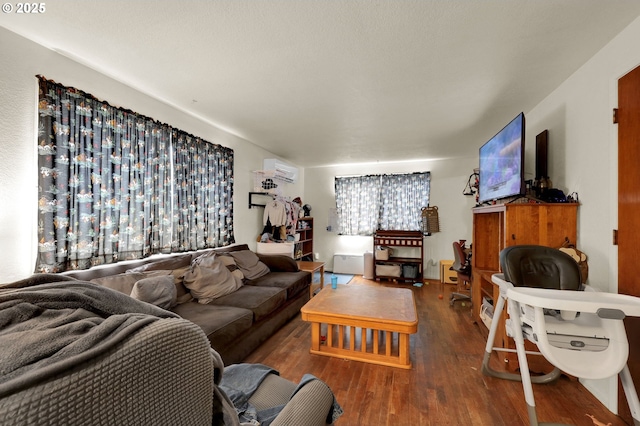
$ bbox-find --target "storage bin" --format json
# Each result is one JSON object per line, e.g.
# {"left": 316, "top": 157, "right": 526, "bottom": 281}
{"left": 376, "top": 264, "right": 401, "bottom": 277}
{"left": 256, "top": 242, "right": 294, "bottom": 257}
{"left": 480, "top": 304, "right": 493, "bottom": 329}
{"left": 402, "top": 264, "right": 419, "bottom": 279}
{"left": 479, "top": 297, "right": 494, "bottom": 329}
{"left": 375, "top": 246, "right": 391, "bottom": 260}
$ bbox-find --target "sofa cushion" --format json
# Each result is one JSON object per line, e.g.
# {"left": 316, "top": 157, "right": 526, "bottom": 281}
{"left": 172, "top": 302, "right": 253, "bottom": 349}
{"left": 90, "top": 272, "right": 147, "bottom": 294}
{"left": 229, "top": 250, "right": 270, "bottom": 280}
{"left": 130, "top": 275, "right": 177, "bottom": 309}
{"left": 246, "top": 271, "right": 311, "bottom": 300}
{"left": 210, "top": 244, "right": 251, "bottom": 254}
{"left": 183, "top": 262, "right": 243, "bottom": 304}
{"left": 126, "top": 253, "right": 193, "bottom": 272}
{"left": 206, "top": 285, "right": 286, "bottom": 322}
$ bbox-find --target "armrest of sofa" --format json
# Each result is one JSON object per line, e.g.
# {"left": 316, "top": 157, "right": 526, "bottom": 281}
{"left": 257, "top": 254, "right": 300, "bottom": 272}
{"left": 272, "top": 379, "right": 336, "bottom": 426}
{"left": 249, "top": 374, "right": 336, "bottom": 426}
{"left": 0, "top": 318, "right": 218, "bottom": 425}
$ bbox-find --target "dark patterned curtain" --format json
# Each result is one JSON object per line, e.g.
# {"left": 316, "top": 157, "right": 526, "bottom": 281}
{"left": 172, "top": 131, "right": 234, "bottom": 251}
{"left": 36, "top": 76, "right": 234, "bottom": 272}
{"left": 335, "top": 172, "right": 430, "bottom": 235}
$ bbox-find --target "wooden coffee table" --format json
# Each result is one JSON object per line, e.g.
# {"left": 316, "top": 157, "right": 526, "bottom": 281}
{"left": 300, "top": 285, "right": 418, "bottom": 369}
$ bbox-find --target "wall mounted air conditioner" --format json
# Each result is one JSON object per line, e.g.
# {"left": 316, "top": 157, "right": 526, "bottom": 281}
{"left": 263, "top": 159, "right": 299, "bottom": 184}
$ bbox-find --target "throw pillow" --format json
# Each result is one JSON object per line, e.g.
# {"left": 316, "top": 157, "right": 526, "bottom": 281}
{"left": 257, "top": 254, "right": 299, "bottom": 272}
{"left": 169, "top": 266, "right": 194, "bottom": 304}
{"left": 217, "top": 254, "right": 245, "bottom": 281}
{"left": 130, "top": 275, "right": 177, "bottom": 309}
{"left": 140, "top": 269, "right": 193, "bottom": 304}
{"left": 192, "top": 250, "right": 219, "bottom": 269}
{"left": 229, "top": 250, "right": 270, "bottom": 280}
{"left": 183, "top": 259, "right": 243, "bottom": 304}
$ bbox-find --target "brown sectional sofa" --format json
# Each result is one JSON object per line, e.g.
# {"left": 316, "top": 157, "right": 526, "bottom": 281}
{"left": 64, "top": 243, "right": 311, "bottom": 365}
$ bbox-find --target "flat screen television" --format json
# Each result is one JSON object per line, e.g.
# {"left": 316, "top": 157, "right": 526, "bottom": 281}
{"left": 478, "top": 112, "right": 525, "bottom": 204}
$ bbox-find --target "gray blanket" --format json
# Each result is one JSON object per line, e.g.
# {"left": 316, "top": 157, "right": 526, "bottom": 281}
{"left": 0, "top": 274, "right": 179, "bottom": 398}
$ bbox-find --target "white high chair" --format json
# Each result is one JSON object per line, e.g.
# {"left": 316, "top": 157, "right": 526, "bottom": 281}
{"left": 481, "top": 245, "right": 640, "bottom": 425}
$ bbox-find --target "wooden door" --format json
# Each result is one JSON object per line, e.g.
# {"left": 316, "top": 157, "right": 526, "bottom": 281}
{"left": 617, "top": 64, "right": 640, "bottom": 423}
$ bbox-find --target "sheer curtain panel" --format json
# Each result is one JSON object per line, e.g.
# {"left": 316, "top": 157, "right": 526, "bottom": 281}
{"left": 335, "top": 172, "right": 430, "bottom": 236}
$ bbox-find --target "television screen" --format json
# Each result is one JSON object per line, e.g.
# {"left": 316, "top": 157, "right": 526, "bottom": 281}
{"left": 478, "top": 113, "right": 525, "bottom": 204}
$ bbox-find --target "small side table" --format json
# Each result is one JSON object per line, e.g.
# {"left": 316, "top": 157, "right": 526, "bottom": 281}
{"left": 439, "top": 260, "right": 456, "bottom": 284}
{"left": 296, "top": 261, "right": 325, "bottom": 298}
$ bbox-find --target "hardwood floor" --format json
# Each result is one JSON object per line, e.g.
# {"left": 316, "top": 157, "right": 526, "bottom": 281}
{"left": 244, "top": 276, "right": 630, "bottom": 425}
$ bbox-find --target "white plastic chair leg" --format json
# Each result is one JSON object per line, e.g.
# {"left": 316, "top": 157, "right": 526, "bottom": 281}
{"left": 509, "top": 298, "right": 540, "bottom": 425}
{"left": 620, "top": 365, "right": 640, "bottom": 426}
{"left": 481, "top": 294, "right": 560, "bottom": 384}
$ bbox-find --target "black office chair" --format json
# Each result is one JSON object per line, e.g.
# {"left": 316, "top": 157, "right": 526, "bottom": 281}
{"left": 450, "top": 241, "right": 471, "bottom": 306}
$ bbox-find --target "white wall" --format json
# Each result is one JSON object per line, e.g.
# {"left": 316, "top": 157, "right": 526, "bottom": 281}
{"left": 0, "top": 27, "right": 303, "bottom": 283}
{"left": 524, "top": 16, "right": 640, "bottom": 412}
{"left": 303, "top": 157, "right": 478, "bottom": 279}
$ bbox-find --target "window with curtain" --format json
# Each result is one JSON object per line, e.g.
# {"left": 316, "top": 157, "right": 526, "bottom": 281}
{"left": 36, "top": 76, "right": 234, "bottom": 273}
{"left": 334, "top": 172, "right": 430, "bottom": 236}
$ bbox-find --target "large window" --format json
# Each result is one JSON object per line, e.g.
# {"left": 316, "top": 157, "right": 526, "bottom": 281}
{"left": 334, "top": 172, "right": 430, "bottom": 235}
{"left": 36, "top": 76, "right": 234, "bottom": 272}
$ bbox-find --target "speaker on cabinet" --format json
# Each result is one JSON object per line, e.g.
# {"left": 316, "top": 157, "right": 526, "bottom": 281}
{"left": 536, "top": 129, "right": 548, "bottom": 179}
{"left": 536, "top": 130, "right": 549, "bottom": 179}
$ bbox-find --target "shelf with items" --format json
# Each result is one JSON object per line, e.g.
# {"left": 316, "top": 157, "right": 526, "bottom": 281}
{"left": 295, "top": 217, "right": 314, "bottom": 261}
{"left": 248, "top": 192, "right": 274, "bottom": 209}
{"left": 373, "top": 230, "right": 423, "bottom": 282}
{"left": 471, "top": 202, "right": 578, "bottom": 373}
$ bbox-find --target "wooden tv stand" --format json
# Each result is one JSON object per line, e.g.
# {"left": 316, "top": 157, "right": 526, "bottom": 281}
{"left": 471, "top": 202, "right": 578, "bottom": 372}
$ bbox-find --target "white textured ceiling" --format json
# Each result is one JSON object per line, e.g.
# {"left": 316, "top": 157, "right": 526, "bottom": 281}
{"left": 2, "top": 1, "right": 640, "bottom": 167}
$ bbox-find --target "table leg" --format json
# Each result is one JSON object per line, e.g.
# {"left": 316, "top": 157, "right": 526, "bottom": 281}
{"left": 310, "top": 322, "right": 321, "bottom": 351}
{"left": 399, "top": 333, "right": 410, "bottom": 366}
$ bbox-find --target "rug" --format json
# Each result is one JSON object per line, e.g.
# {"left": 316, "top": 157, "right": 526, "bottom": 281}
{"left": 313, "top": 272, "right": 354, "bottom": 285}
